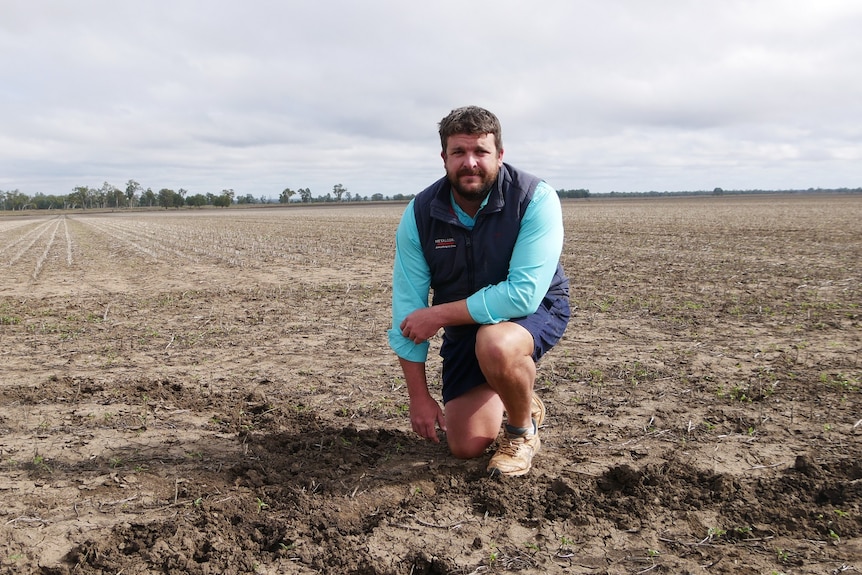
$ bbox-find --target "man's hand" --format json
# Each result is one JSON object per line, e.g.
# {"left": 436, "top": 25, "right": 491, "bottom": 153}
{"left": 400, "top": 306, "right": 443, "bottom": 343}
{"left": 400, "top": 300, "right": 473, "bottom": 343}
{"left": 409, "top": 392, "right": 446, "bottom": 443}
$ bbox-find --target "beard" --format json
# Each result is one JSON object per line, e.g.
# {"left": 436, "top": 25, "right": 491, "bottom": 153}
{"left": 448, "top": 165, "right": 499, "bottom": 203}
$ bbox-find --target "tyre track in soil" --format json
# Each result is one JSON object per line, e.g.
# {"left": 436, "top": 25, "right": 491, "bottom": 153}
{"left": 69, "top": 215, "right": 280, "bottom": 270}
{"left": 0, "top": 216, "right": 68, "bottom": 282}
{"left": 70, "top": 216, "right": 197, "bottom": 264}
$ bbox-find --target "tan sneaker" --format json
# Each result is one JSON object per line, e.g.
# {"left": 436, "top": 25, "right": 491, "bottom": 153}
{"left": 531, "top": 392, "right": 546, "bottom": 428}
{"left": 487, "top": 428, "right": 541, "bottom": 477}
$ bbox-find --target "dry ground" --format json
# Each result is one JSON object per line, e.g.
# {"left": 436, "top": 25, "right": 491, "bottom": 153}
{"left": 0, "top": 195, "right": 860, "bottom": 575}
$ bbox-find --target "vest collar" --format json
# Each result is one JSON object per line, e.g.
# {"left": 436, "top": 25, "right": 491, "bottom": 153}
{"left": 429, "top": 163, "right": 513, "bottom": 223}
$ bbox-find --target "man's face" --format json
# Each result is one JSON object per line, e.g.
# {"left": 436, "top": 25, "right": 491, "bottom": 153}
{"left": 442, "top": 133, "right": 504, "bottom": 203}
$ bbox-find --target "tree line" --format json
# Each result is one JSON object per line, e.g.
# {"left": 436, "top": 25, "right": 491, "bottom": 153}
{"left": 4, "top": 182, "right": 858, "bottom": 212}
{"left": 0, "top": 181, "right": 367, "bottom": 210}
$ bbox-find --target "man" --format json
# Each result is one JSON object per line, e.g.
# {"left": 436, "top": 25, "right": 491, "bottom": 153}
{"left": 388, "top": 105, "right": 570, "bottom": 477}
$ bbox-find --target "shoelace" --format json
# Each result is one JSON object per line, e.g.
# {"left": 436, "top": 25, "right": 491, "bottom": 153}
{"left": 497, "top": 433, "right": 530, "bottom": 456}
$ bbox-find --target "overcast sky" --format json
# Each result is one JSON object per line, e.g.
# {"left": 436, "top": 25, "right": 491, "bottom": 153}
{"left": 2, "top": 0, "right": 860, "bottom": 199}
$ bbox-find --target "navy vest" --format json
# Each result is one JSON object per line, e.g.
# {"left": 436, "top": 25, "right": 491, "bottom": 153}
{"left": 413, "top": 163, "right": 569, "bottom": 311}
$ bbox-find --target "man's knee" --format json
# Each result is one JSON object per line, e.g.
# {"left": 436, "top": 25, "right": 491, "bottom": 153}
{"left": 476, "top": 323, "right": 533, "bottom": 372}
{"left": 448, "top": 435, "right": 495, "bottom": 460}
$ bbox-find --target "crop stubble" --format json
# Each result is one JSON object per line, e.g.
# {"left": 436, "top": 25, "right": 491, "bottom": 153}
{"left": 0, "top": 196, "right": 859, "bottom": 574}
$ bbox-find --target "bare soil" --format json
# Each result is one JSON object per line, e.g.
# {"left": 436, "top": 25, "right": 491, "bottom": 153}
{"left": 0, "top": 195, "right": 860, "bottom": 575}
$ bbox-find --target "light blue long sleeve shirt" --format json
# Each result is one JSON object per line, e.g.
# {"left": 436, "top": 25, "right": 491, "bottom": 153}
{"left": 388, "top": 180, "right": 564, "bottom": 363}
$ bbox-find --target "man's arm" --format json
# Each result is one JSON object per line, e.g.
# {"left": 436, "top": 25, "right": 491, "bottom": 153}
{"left": 399, "top": 357, "right": 446, "bottom": 442}
{"left": 388, "top": 201, "right": 433, "bottom": 361}
{"left": 466, "top": 181, "right": 564, "bottom": 323}
{"left": 389, "top": 202, "right": 450, "bottom": 441}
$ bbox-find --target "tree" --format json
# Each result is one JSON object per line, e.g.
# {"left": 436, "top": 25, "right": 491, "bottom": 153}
{"left": 101, "top": 181, "right": 123, "bottom": 208}
{"left": 140, "top": 187, "right": 157, "bottom": 207}
{"left": 2, "top": 189, "right": 29, "bottom": 210}
{"left": 32, "top": 192, "right": 63, "bottom": 210}
{"left": 279, "top": 187, "right": 296, "bottom": 204}
{"left": 298, "top": 187, "right": 312, "bottom": 203}
{"left": 186, "top": 193, "right": 208, "bottom": 207}
{"left": 70, "top": 186, "right": 90, "bottom": 209}
{"left": 158, "top": 188, "right": 181, "bottom": 208}
{"left": 125, "top": 180, "right": 141, "bottom": 207}
{"left": 332, "top": 183, "right": 346, "bottom": 202}
{"left": 214, "top": 189, "right": 234, "bottom": 207}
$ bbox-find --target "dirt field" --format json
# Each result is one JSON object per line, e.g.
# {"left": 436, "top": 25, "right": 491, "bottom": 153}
{"left": 1, "top": 195, "right": 859, "bottom": 575}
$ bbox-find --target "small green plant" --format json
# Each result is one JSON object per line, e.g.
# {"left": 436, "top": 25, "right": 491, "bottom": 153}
{"left": 488, "top": 547, "right": 498, "bottom": 565}
{"left": 834, "top": 509, "right": 848, "bottom": 518}
{"left": 776, "top": 548, "right": 789, "bottom": 563}
{"left": 255, "top": 497, "right": 269, "bottom": 512}
{"left": 32, "top": 454, "right": 51, "bottom": 473}
{"left": 647, "top": 548, "right": 660, "bottom": 558}
{"left": 706, "top": 527, "right": 726, "bottom": 541}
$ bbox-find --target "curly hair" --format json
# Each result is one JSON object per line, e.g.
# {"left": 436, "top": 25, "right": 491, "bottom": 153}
{"left": 438, "top": 106, "right": 503, "bottom": 153}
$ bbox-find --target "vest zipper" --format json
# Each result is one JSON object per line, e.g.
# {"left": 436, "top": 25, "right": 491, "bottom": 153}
{"left": 465, "top": 232, "right": 474, "bottom": 292}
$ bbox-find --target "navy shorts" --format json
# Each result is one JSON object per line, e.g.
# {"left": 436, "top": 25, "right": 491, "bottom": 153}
{"left": 439, "top": 294, "right": 571, "bottom": 404}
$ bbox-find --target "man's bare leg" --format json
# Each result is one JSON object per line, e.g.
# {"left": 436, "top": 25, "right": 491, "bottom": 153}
{"left": 475, "top": 322, "right": 543, "bottom": 476}
{"left": 475, "top": 322, "right": 536, "bottom": 429}
{"left": 444, "top": 384, "right": 504, "bottom": 459}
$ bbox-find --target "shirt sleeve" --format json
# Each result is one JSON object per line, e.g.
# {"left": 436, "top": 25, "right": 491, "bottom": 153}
{"left": 466, "top": 181, "right": 564, "bottom": 324}
{"left": 387, "top": 200, "right": 432, "bottom": 362}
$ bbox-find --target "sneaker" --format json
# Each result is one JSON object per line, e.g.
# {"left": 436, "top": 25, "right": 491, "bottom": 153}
{"left": 487, "top": 428, "right": 541, "bottom": 477}
{"left": 531, "top": 392, "right": 546, "bottom": 428}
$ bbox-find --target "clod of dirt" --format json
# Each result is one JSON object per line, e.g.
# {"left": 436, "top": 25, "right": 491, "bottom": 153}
{"left": 793, "top": 454, "right": 824, "bottom": 477}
